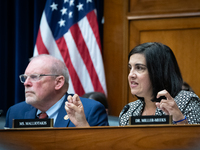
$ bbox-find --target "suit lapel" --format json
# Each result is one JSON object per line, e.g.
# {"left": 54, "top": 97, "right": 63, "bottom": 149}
{"left": 54, "top": 93, "right": 73, "bottom": 127}
{"left": 24, "top": 106, "right": 37, "bottom": 119}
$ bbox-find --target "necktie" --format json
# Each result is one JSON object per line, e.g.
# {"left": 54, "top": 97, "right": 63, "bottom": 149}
{"left": 38, "top": 112, "right": 48, "bottom": 119}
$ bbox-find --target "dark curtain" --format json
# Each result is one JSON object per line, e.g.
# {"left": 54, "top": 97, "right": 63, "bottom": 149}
{"left": 0, "top": 0, "right": 104, "bottom": 116}
{"left": 0, "top": 0, "right": 48, "bottom": 116}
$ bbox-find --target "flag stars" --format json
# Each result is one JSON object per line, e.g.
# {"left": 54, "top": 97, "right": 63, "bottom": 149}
{"left": 64, "top": 0, "right": 69, "bottom": 3}
{"left": 58, "top": 19, "right": 65, "bottom": 27}
{"left": 69, "top": 0, "right": 74, "bottom": 6}
{"left": 69, "top": 11, "right": 73, "bottom": 18}
{"left": 60, "top": 7, "right": 67, "bottom": 15}
{"left": 77, "top": 3, "right": 83, "bottom": 11}
{"left": 50, "top": 2, "right": 58, "bottom": 11}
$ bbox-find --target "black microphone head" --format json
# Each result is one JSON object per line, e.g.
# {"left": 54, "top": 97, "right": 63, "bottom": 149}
{"left": 123, "top": 104, "right": 130, "bottom": 112}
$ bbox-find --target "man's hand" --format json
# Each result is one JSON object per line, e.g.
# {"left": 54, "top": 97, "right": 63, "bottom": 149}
{"left": 65, "top": 94, "right": 90, "bottom": 127}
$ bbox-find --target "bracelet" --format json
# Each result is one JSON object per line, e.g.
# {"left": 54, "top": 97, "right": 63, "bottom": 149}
{"left": 173, "top": 116, "right": 187, "bottom": 124}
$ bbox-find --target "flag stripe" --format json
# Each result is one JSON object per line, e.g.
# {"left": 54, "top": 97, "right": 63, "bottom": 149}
{"left": 38, "top": 12, "right": 63, "bottom": 58}
{"left": 56, "top": 36, "right": 85, "bottom": 95}
{"left": 78, "top": 13, "right": 107, "bottom": 94}
{"left": 35, "top": 29, "right": 49, "bottom": 54}
{"left": 87, "top": 10, "right": 102, "bottom": 52}
{"left": 63, "top": 30, "right": 94, "bottom": 93}
{"left": 70, "top": 23, "right": 104, "bottom": 93}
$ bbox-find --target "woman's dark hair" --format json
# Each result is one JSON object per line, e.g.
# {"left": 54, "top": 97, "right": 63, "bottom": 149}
{"left": 128, "top": 42, "right": 183, "bottom": 101}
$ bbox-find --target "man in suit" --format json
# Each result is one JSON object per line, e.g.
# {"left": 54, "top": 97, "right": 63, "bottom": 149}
{"left": 5, "top": 54, "right": 108, "bottom": 128}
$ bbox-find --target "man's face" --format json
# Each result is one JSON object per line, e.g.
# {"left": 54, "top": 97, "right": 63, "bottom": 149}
{"left": 23, "top": 58, "right": 56, "bottom": 108}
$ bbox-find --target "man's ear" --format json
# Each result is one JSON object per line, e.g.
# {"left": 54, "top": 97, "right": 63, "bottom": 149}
{"left": 55, "top": 76, "right": 65, "bottom": 90}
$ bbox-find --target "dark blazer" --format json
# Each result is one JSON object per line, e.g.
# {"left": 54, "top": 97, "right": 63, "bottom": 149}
{"left": 5, "top": 93, "right": 109, "bottom": 128}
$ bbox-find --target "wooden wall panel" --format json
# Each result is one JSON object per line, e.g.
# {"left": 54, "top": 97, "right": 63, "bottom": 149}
{"left": 129, "top": 0, "right": 200, "bottom": 15}
{"left": 103, "top": 0, "right": 128, "bottom": 116}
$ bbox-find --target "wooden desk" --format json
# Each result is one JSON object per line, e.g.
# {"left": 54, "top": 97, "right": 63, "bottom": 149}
{"left": 0, "top": 125, "right": 200, "bottom": 150}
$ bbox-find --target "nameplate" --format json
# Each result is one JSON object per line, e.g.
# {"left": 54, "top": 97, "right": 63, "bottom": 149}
{"left": 129, "top": 115, "right": 172, "bottom": 125}
{"left": 12, "top": 118, "right": 54, "bottom": 128}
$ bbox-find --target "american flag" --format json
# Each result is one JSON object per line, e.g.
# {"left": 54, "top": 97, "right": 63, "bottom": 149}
{"left": 34, "top": 0, "right": 107, "bottom": 96}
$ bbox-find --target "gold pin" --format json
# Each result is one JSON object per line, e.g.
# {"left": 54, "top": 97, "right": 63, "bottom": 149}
{"left": 64, "top": 115, "right": 69, "bottom": 120}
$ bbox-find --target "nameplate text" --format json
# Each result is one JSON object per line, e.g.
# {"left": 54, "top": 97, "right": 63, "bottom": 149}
{"left": 129, "top": 115, "right": 172, "bottom": 125}
{"left": 12, "top": 118, "right": 54, "bottom": 128}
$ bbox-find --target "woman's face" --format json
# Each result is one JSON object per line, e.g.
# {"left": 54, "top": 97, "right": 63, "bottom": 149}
{"left": 128, "top": 53, "right": 153, "bottom": 100}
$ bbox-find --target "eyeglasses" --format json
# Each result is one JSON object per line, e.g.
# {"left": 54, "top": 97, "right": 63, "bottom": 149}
{"left": 19, "top": 74, "right": 60, "bottom": 83}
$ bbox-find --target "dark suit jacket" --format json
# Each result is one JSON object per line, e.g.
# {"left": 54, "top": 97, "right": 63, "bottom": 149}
{"left": 5, "top": 93, "right": 109, "bottom": 128}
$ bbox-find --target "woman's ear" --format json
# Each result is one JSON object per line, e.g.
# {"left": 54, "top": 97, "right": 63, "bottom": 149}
{"left": 55, "top": 76, "right": 65, "bottom": 90}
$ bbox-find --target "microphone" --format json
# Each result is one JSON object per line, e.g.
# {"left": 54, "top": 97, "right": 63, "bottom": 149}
{"left": 119, "top": 104, "right": 130, "bottom": 126}
{"left": 0, "top": 110, "right": 3, "bottom": 117}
